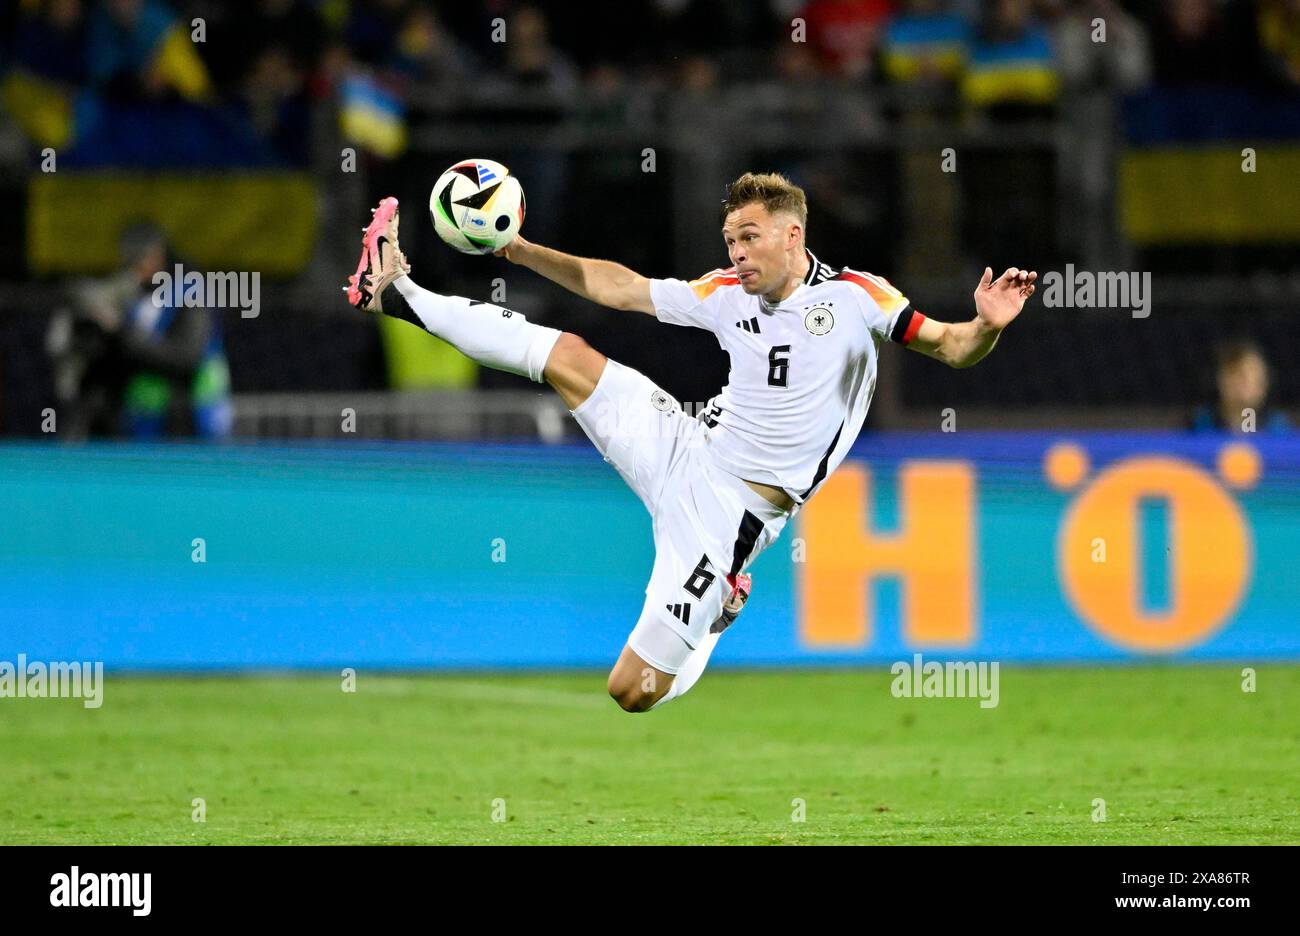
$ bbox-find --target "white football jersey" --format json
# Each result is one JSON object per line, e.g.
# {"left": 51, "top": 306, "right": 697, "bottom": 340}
{"left": 650, "top": 249, "right": 925, "bottom": 506}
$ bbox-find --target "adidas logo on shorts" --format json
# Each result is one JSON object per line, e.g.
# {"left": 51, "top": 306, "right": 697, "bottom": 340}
{"left": 665, "top": 602, "right": 692, "bottom": 624}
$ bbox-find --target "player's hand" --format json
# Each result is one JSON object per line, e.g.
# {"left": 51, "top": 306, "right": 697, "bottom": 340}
{"left": 973, "top": 266, "right": 1036, "bottom": 331}
{"left": 494, "top": 235, "right": 531, "bottom": 263}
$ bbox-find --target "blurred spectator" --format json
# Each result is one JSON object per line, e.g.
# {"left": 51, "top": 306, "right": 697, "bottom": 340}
{"left": 1259, "top": 0, "right": 1300, "bottom": 88}
{"left": 248, "top": 0, "right": 326, "bottom": 78}
{"left": 500, "top": 5, "right": 579, "bottom": 97}
{"left": 963, "top": 0, "right": 1058, "bottom": 114}
{"left": 396, "top": 6, "right": 477, "bottom": 89}
{"left": 87, "top": 0, "right": 212, "bottom": 103}
{"left": 338, "top": 68, "right": 407, "bottom": 159}
{"left": 799, "top": 0, "right": 895, "bottom": 80}
{"left": 46, "top": 225, "right": 232, "bottom": 440}
{"left": 227, "top": 42, "right": 310, "bottom": 165}
{"left": 1, "top": 0, "right": 317, "bottom": 165}
{"left": 1190, "top": 340, "right": 1291, "bottom": 434}
{"left": 776, "top": 39, "right": 824, "bottom": 84}
{"left": 0, "top": 0, "right": 86, "bottom": 149}
{"left": 640, "top": 0, "right": 770, "bottom": 78}
{"left": 484, "top": 6, "right": 578, "bottom": 245}
{"left": 199, "top": 0, "right": 326, "bottom": 96}
{"left": 1052, "top": 0, "right": 1150, "bottom": 92}
{"left": 337, "top": 0, "right": 415, "bottom": 159}
{"left": 342, "top": 0, "right": 414, "bottom": 68}
{"left": 677, "top": 56, "right": 722, "bottom": 93}
{"left": 337, "top": 2, "right": 481, "bottom": 160}
{"left": 539, "top": 1, "right": 656, "bottom": 76}
{"left": 1143, "top": 0, "right": 1263, "bottom": 87}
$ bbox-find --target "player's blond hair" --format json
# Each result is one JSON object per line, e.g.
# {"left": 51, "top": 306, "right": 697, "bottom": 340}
{"left": 721, "top": 172, "right": 808, "bottom": 229}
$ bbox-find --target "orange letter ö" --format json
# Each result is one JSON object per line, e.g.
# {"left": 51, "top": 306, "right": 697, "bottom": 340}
{"left": 1054, "top": 448, "right": 1254, "bottom": 652}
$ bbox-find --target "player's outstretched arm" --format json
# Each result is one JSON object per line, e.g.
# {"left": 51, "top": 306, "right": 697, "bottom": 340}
{"left": 495, "top": 235, "right": 655, "bottom": 315}
{"left": 907, "top": 266, "right": 1036, "bottom": 368}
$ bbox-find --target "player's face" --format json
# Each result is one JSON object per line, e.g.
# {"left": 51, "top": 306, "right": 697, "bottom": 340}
{"left": 722, "top": 204, "right": 801, "bottom": 296}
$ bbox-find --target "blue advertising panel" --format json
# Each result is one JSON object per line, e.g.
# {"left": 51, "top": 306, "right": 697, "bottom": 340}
{"left": 2, "top": 434, "right": 1296, "bottom": 669}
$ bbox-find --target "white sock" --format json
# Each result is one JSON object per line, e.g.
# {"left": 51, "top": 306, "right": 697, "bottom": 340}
{"left": 389, "top": 275, "right": 562, "bottom": 383}
{"left": 652, "top": 630, "right": 722, "bottom": 709}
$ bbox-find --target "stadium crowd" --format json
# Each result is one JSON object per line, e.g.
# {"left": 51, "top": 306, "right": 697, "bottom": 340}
{"left": 1, "top": 1, "right": 1297, "bottom": 438}
{"left": 3, "top": 0, "right": 1298, "bottom": 167}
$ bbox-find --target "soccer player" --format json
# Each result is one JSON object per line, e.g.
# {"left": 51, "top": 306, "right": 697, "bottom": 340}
{"left": 346, "top": 173, "right": 1036, "bottom": 712}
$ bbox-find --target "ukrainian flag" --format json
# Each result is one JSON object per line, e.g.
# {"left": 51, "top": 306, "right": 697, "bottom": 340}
{"left": 339, "top": 72, "right": 407, "bottom": 159}
{"left": 962, "top": 28, "right": 1058, "bottom": 107}
{"left": 882, "top": 14, "right": 970, "bottom": 83}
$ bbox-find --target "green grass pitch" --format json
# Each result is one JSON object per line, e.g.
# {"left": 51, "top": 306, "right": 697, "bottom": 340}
{"left": 2, "top": 666, "right": 1297, "bottom": 844}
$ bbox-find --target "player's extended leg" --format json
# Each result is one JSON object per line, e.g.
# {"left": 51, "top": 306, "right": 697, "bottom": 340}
{"left": 346, "top": 196, "right": 605, "bottom": 409}
{"left": 348, "top": 197, "right": 678, "bottom": 703}
{"left": 383, "top": 276, "right": 605, "bottom": 410}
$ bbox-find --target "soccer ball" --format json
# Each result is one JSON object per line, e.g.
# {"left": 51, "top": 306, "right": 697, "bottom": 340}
{"left": 429, "top": 158, "right": 525, "bottom": 255}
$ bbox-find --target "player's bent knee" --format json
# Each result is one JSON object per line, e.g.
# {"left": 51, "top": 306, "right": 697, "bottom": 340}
{"left": 544, "top": 332, "right": 606, "bottom": 411}
{"left": 609, "top": 686, "right": 656, "bottom": 713}
{"left": 606, "top": 668, "right": 658, "bottom": 713}
{"left": 544, "top": 332, "right": 589, "bottom": 374}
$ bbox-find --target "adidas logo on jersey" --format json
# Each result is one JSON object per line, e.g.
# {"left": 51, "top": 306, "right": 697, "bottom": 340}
{"left": 735, "top": 317, "right": 761, "bottom": 334}
{"left": 665, "top": 602, "right": 692, "bottom": 624}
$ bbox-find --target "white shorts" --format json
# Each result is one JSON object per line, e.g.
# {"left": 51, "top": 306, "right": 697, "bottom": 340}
{"left": 570, "top": 359, "right": 790, "bottom": 674}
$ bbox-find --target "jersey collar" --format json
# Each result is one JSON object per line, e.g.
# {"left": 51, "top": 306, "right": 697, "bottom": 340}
{"left": 803, "top": 248, "right": 821, "bottom": 285}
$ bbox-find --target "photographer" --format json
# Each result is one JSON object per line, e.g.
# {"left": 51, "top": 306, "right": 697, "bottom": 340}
{"left": 46, "top": 225, "right": 232, "bottom": 440}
